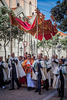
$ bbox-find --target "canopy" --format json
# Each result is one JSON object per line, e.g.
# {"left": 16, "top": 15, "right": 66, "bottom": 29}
{"left": 9, "top": 9, "right": 58, "bottom": 40}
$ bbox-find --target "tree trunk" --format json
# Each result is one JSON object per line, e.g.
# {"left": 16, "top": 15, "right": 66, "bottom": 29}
{"left": 4, "top": 46, "right": 6, "bottom": 61}
{"left": 45, "top": 50, "right": 49, "bottom": 57}
{"left": 11, "top": 38, "right": 12, "bottom": 53}
{"left": 4, "top": 42, "right": 6, "bottom": 61}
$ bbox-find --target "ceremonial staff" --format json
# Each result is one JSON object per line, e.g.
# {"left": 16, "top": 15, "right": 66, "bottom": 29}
{"left": 42, "top": 14, "right": 45, "bottom": 56}
{"left": 50, "top": 15, "right": 54, "bottom": 56}
{"left": 35, "top": 8, "right": 39, "bottom": 57}
{"left": 18, "top": 28, "right": 20, "bottom": 56}
{"left": 37, "top": 15, "right": 38, "bottom": 56}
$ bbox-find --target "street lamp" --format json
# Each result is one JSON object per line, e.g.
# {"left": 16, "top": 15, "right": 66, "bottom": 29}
{"left": 57, "top": 45, "right": 62, "bottom": 58}
{"left": 20, "top": 47, "right": 23, "bottom": 56}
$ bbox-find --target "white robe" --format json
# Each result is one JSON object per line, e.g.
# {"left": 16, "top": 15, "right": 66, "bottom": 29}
{"left": 26, "top": 73, "right": 35, "bottom": 87}
{"left": 15, "top": 58, "right": 26, "bottom": 78}
{"left": 25, "top": 60, "right": 35, "bottom": 87}
{"left": 32, "top": 60, "right": 46, "bottom": 81}
{"left": 8, "top": 57, "right": 26, "bottom": 79}
{"left": 53, "top": 65, "right": 67, "bottom": 89}
{"left": 1, "top": 62, "right": 8, "bottom": 81}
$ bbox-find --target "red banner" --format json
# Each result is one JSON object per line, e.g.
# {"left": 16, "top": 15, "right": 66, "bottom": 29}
{"left": 9, "top": 14, "right": 36, "bottom": 36}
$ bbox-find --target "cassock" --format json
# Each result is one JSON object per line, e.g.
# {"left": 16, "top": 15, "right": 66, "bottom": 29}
{"left": 8, "top": 57, "right": 26, "bottom": 89}
{"left": 0, "top": 61, "right": 7, "bottom": 88}
{"left": 53, "top": 64, "right": 67, "bottom": 89}
{"left": 32, "top": 59, "right": 46, "bottom": 92}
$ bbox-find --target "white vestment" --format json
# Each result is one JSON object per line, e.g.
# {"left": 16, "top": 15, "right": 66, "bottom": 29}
{"left": 8, "top": 57, "right": 26, "bottom": 79}
{"left": 26, "top": 60, "right": 35, "bottom": 87}
{"left": 32, "top": 60, "right": 46, "bottom": 81}
{"left": 53, "top": 65, "right": 67, "bottom": 89}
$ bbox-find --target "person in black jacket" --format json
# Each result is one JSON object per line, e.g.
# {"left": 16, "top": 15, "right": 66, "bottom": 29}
{"left": 32, "top": 54, "right": 43, "bottom": 95}
{"left": 57, "top": 59, "right": 65, "bottom": 100}
{"left": 0, "top": 56, "right": 5, "bottom": 89}
{"left": 8, "top": 53, "right": 20, "bottom": 90}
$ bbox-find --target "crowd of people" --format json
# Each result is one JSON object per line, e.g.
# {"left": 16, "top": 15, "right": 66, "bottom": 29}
{"left": 0, "top": 52, "right": 67, "bottom": 99}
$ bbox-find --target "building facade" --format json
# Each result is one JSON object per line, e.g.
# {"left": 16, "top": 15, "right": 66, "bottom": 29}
{"left": 5, "top": 0, "right": 37, "bottom": 16}
{"left": 0, "top": 0, "right": 37, "bottom": 60}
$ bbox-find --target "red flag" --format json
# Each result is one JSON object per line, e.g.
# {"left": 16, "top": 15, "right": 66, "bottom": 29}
{"left": 35, "top": 34, "right": 43, "bottom": 41}
{"left": 52, "top": 23, "right": 58, "bottom": 36}
{"left": 35, "top": 20, "right": 52, "bottom": 40}
{"left": 44, "top": 20, "right": 52, "bottom": 40}
{"left": 44, "top": 33, "right": 52, "bottom": 40}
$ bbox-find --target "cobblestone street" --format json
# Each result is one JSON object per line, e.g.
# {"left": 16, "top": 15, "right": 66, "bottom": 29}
{"left": 0, "top": 85, "right": 67, "bottom": 100}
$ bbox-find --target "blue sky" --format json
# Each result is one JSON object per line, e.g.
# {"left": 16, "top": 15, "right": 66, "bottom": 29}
{"left": 37, "top": 0, "right": 67, "bottom": 33}
{"left": 37, "top": 0, "right": 63, "bottom": 20}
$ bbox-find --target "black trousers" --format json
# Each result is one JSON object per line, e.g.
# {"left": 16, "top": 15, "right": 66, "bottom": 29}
{"left": 60, "top": 76, "right": 64, "bottom": 98}
{"left": 11, "top": 68, "right": 20, "bottom": 89}
{"left": 36, "top": 76, "right": 41, "bottom": 92}
{"left": 38, "top": 77, "right": 41, "bottom": 92}
{"left": 0, "top": 71, "right": 4, "bottom": 87}
{"left": 58, "top": 71, "right": 64, "bottom": 98}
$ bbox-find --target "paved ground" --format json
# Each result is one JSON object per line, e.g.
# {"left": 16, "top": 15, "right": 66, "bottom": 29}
{"left": 50, "top": 89, "right": 67, "bottom": 100}
{"left": 0, "top": 85, "right": 67, "bottom": 100}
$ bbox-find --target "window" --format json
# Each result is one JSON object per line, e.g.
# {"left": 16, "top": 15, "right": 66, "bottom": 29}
{"left": 16, "top": 0, "right": 20, "bottom": 7}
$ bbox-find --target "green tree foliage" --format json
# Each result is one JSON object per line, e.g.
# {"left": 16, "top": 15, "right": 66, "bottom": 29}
{"left": 60, "top": 37, "right": 67, "bottom": 57}
{"left": 0, "top": 6, "right": 24, "bottom": 41}
{"left": 50, "top": 0, "right": 67, "bottom": 32}
{"left": 37, "top": 34, "right": 60, "bottom": 56}
{"left": 0, "top": 6, "right": 24, "bottom": 60}
{"left": 60, "top": 37, "right": 67, "bottom": 50}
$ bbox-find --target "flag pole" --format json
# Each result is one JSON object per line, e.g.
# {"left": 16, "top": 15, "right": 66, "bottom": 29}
{"left": 50, "top": 15, "right": 56, "bottom": 56}
{"left": 51, "top": 15, "right": 58, "bottom": 55}
{"left": 35, "top": 8, "right": 40, "bottom": 57}
{"left": 54, "top": 21, "right": 57, "bottom": 55}
{"left": 24, "top": 33, "right": 26, "bottom": 55}
{"left": 18, "top": 28, "right": 20, "bottom": 56}
{"left": 50, "top": 16, "right": 53, "bottom": 56}
{"left": 42, "top": 14, "right": 45, "bottom": 56}
{"left": 37, "top": 14, "right": 38, "bottom": 57}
